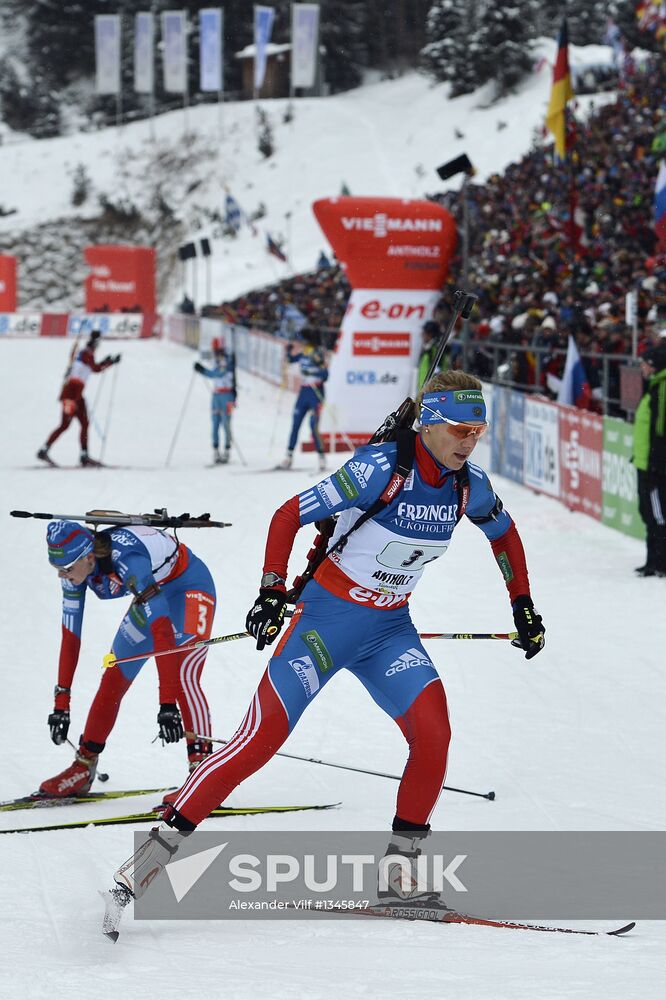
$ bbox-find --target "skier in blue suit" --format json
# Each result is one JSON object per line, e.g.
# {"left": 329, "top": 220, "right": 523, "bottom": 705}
{"left": 279, "top": 332, "right": 328, "bottom": 471}
{"left": 194, "top": 338, "right": 237, "bottom": 464}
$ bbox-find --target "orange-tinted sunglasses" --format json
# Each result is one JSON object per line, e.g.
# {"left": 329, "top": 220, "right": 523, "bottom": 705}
{"left": 440, "top": 416, "right": 489, "bottom": 440}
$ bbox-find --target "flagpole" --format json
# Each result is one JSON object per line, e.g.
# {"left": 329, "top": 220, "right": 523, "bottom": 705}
{"left": 566, "top": 102, "right": 579, "bottom": 291}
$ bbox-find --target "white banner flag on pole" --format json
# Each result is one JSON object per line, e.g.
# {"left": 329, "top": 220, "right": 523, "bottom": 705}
{"left": 199, "top": 8, "right": 223, "bottom": 92}
{"left": 291, "top": 4, "right": 319, "bottom": 89}
{"left": 95, "top": 14, "right": 121, "bottom": 95}
{"left": 134, "top": 12, "right": 155, "bottom": 94}
{"left": 162, "top": 10, "right": 187, "bottom": 93}
{"left": 254, "top": 5, "right": 275, "bottom": 93}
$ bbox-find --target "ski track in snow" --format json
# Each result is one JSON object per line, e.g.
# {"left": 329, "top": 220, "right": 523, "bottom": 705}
{"left": 1, "top": 338, "right": 664, "bottom": 998}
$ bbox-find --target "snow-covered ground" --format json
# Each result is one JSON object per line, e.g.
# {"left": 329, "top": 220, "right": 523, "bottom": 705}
{"left": 1, "top": 338, "right": 664, "bottom": 998}
{"left": 0, "top": 39, "right": 617, "bottom": 309}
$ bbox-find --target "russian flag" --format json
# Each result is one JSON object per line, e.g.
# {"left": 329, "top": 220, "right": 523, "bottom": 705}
{"left": 655, "top": 159, "right": 666, "bottom": 245}
{"left": 557, "top": 335, "right": 591, "bottom": 409}
{"left": 266, "top": 233, "right": 287, "bottom": 263}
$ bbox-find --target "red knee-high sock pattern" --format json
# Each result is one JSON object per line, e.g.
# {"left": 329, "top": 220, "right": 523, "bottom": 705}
{"left": 394, "top": 680, "right": 451, "bottom": 827}
{"left": 172, "top": 668, "right": 290, "bottom": 824}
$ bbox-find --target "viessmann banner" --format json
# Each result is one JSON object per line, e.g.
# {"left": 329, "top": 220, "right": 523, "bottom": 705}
{"left": 312, "top": 197, "right": 457, "bottom": 448}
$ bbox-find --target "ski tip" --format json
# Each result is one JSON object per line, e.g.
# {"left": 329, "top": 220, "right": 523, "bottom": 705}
{"left": 608, "top": 921, "right": 636, "bottom": 936}
{"left": 104, "top": 930, "right": 119, "bottom": 943}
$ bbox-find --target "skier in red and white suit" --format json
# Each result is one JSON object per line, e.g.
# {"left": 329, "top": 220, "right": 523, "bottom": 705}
{"left": 37, "top": 330, "right": 120, "bottom": 467}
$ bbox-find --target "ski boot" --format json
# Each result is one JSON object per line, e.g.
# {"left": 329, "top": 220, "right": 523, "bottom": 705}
{"left": 38, "top": 745, "right": 98, "bottom": 797}
{"left": 278, "top": 451, "right": 293, "bottom": 470}
{"left": 102, "top": 820, "right": 193, "bottom": 939}
{"left": 113, "top": 821, "right": 191, "bottom": 900}
{"left": 80, "top": 450, "right": 101, "bottom": 467}
{"left": 37, "top": 446, "right": 51, "bottom": 463}
{"left": 222, "top": 446, "right": 231, "bottom": 464}
{"left": 318, "top": 453, "right": 327, "bottom": 472}
{"left": 377, "top": 828, "right": 452, "bottom": 912}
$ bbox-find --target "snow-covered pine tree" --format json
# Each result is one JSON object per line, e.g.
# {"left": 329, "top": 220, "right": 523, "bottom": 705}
{"left": 26, "top": 1, "right": 100, "bottom": 89}
{"left": 566, "top": 0, "right": 615, "bottom": 45}
{"left": 319, "top": 0, "right": 366, "bottom": 93}
{"left": 420, "top": 0, "right": 480, "bottom": 97}
{"left": 475, "top": 0, "right": 535, "bottom": 98}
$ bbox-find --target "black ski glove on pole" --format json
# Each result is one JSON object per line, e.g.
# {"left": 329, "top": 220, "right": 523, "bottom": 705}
{"left": 246, "top": 589, "right": 287, "bottom": 651}
{"left": 511, "top": 596, "right": 545, "bottom": 660}
{"left": 157, "top": 703, "right": 184, "bottom": 743}
{"left": 47, "top": 708, "right": 71, "bottom": 745}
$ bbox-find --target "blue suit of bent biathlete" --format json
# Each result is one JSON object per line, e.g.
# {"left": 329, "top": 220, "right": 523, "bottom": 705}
{"left": 268, "top": 439, "right": 513, "bottom": 730}
{"left": 60, "top": 527, "right": 216, "bottom": 683}
{"left": 286, "top": 345, "right": 328, "bottom": 454}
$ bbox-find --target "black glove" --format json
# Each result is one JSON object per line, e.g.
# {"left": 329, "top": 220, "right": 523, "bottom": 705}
{"left": 157, "top": 703, "right": 184, "bottom": 743}
{"left": 112, "top": 354, "right": 121, "bottom": 364}
{"left": 194, "top": 361, "right": 205, "bottom": 373}
{"left": 246, "top": 588, "right": 287, "bottom": 651}
{"left": 48, "top": 708, "right": 70, "bottom": 745}
{"left": 511, "top": 596, "right": 545, "bottom": 660}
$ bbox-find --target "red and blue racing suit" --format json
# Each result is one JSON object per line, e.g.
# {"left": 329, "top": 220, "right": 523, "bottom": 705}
{"left": 170, "top": 436, "right": 532, "bottom": 827}
{"left": 56, "top": 525, "right": 216, "bottom": 759}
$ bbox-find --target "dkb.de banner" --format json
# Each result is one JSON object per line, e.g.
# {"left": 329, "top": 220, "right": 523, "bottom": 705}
{"left": 523, "top": 396, "right": 560, "bottom": 498}
{"left": 490, "top": 387, "right": 524, "bottom": 483}
{"left": 312, "top": 197, "right": 456, "bottom": 448}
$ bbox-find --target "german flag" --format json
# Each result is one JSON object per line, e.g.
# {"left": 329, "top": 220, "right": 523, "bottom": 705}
{"left": 546, "top": 19, "right": 574, "bottom": 160}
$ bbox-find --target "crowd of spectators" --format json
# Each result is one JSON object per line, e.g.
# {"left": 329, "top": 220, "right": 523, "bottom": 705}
{"left": 202, "top": 257, "right": 349, "bottom": 347}
{"left": 204, "top": 55, "right": 666, "bottom": 412}
{"left": 430, "top": 54, "right": 666, "bottom": 409}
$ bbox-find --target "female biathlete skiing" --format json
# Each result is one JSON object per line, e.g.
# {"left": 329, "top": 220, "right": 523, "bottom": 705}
{"left": 108, "top": 370, "right": 545, "bottom": 914}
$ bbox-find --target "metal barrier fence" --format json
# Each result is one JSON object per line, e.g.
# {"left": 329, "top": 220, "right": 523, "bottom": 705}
{"left": 454, "top": 338, "right": 641, "bottom": 419}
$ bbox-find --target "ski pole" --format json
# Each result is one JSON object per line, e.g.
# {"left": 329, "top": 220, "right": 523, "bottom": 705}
{"left": 268, "top": 351, "right": 290, "bottom": 456}
{"left": 165, "top": 368, "right": 197, "bottom": 467}
{"left": 100, "top": 361, "right": 120, "bottom": 464}
{"left": 102, "top": 627, "right": 518, "bottom": 669}
{"left": 65, "top": 737, "right": 109, "bottom": 782}
{"left": 186, "top": 731, "right": 495, "bottom": 801}
{"left": 88, "top": 369, "right": 108, "bottom": 442}
{"left": 230, "top": 433, "right": 247, "bottom": 466}
{"left": 102, "top": 628, "right": 256, "bottom": 668}
{"left": 421, "top": 632, "right": 518, "bottom": 640}
{"left": 312, "top": 383, "right": 356, "bottom": 454}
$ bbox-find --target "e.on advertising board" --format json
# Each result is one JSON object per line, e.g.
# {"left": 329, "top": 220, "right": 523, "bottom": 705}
{"left": 312, "top": 197, "right": 456, "bottom": 448}
{"left": 558, "top": 407, "right": 603, "bottom": 518}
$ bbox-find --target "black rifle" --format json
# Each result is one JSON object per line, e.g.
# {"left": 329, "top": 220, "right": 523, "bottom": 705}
{"left": 10, "top": 508, "right": 231, "bottom": 529}
{"left": 368, "top": 288, "right": 477, "bottom": 444}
